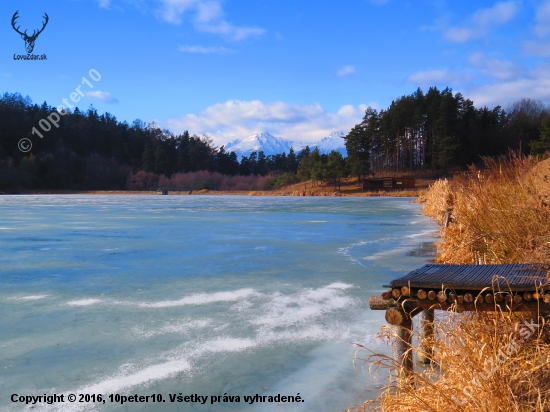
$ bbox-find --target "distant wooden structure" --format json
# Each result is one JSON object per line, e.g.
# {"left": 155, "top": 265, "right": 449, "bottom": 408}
{"left": 370, "top": 264, "right": 549, "bottom": 374}
{"left": 157, "top": 186, "right": 191, "bottom": 195}
{"left": 362, "top": 177, "right": 415, "bottom": 190}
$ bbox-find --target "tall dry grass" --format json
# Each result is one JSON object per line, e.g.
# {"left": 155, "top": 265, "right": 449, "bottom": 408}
{"left": 356, "top": 154, "right": 550, "bottom": 412}
{"left": 357, "top": 306, "right": 550, "bottom": 412}
{"left": 423, "top": 154, "right": 550, "bottom": 264}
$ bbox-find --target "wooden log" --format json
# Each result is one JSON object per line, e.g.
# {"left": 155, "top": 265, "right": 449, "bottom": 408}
{"left": 369, "top": 296, "right": 395, "bottom": 310}
{"left": 533, "top": 292, "right": 541, "bottom": 300}
{"left": 523, "top": 292, "right": 533, "bottom": 301}
{"left": 417, "top": 310, "right": 434, "bottom": 364}
{"left": 495, "top": 293, "right": 504, "bottom": 302}
{"left": 401, "top": 286, "right": 410, "bottom": 296}
{"left": 391, "top": 321, "right": 414, "bottom": 376}
{"left": 447, "top": 293, "right": 456, "bottom": 303}
{"left": 391, "top": 288, "right": 402, "bottom": 300}
{"left": 385, "top": 307, "right": 404, "bottom": 326}
{"left": 381, "top": 291, "right": 392, "bottom": 301}
{"left": 428, "top": 290, "right": 436, "bottom": 301}
{"left": 505, "top": 294, "right": 512, "bottom": 304}
{"left": 437, "top": 291, "right": 447, "bottom": 303}
{"left": 457, "top": 295, "right": 464, "bottom": 304}
{"left": 543, "top": 294, "right": 550, "bottom": 304}
{"left": 475, "top": 294, "right": 484, "bottom": 304}
{"left": 485, "top": 293, "right": 493, "bottom": 304}
{"left": 464, "top": 293, "right": 473, "bottom": 303}
{"left": 391, "top": 325, "right": 405, "bottom": 363}
{"left": 413, "top": 299, "right": 550, "bottom": 313}
{"left": 513, "top": 294, "right": 523, "bottom": 304}
{"left": 417, "top": 289, "right": 427, "bottom": 300}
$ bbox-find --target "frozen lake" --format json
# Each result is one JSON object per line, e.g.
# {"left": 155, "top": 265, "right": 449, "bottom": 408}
{"left": 0, "top": 195, "right": 438, "bottom": 411}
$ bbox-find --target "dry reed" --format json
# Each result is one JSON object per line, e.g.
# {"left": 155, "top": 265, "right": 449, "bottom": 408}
{"left": 423, "top": 154, "right": 550, "bottom": 264}
{"left": 356, "top": 304, "right": 550, "bottom": 412}
{"left": 355, "top": 154, "right": 550, "bottom": 412}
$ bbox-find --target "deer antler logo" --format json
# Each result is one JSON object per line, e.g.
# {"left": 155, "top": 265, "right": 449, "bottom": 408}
{"left": 11, "top": 11, "right": 49, "bottom": 54}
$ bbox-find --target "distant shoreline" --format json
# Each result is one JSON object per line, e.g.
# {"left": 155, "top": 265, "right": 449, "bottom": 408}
{"left": 0, "top": 176, "right": 434, "bottom": 198}
{"left": 0, "top": 188, "right": 425, "bottom": 198}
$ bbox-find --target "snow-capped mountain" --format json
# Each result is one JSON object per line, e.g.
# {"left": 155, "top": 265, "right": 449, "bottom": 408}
{"left": 223, "top": 131, "right": 347, "bottom": 159}
{"left": 224, "top": 132, "right": 294, "bottom": 158}
{"left": 312, "top": 132, "right": 347, "bottom": 156}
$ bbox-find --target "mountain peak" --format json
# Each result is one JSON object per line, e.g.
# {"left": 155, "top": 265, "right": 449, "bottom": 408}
{"left": 312, "top": 132, "right": 347, "bottom": 156}
{"left": 223, "top": 131, "right": 347, "bottom": 159}
{"left": 224, "top": 132, "right": 293, "bottom": 158}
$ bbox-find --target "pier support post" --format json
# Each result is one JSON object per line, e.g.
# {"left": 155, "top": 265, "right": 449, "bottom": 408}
{"left": 385, "top": 302, "right": 422, "bottom": 379}
{"left": 417, "top": 309, "right": 434, "bottom": 364}
{"left": 391, "top": 320, "right": 413, "bottom": 375}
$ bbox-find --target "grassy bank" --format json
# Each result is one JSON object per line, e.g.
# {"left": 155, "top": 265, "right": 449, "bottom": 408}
{"left": 356, "top": 154, "right": 550, "bottom": 412}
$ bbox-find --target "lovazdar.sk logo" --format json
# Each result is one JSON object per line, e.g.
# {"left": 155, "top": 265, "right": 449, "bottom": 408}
{"left": 11, "top": 10, "right": 49, "bottom": 60}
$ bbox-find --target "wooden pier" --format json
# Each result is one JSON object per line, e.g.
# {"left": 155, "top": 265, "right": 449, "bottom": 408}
{"left": 369, "top": 264, "right": 550, "bottom": 372}
{"left": 362, "top": 177, "right": 415, "bottom": 190}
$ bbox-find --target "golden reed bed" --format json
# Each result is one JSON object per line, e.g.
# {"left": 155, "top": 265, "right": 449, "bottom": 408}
{"left": 353, "top": 154, "right": 550, "bottom": 412}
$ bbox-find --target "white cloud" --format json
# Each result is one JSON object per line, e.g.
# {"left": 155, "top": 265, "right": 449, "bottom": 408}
{"left": 155, "top": 0, "right": 212, "bottom": 24}
{"left": 155, "top": 0, "right": 265, "bottom": 41}
{"left": 466, "top": 79, "right": 550, "bottom": 107}
{"left": 445, "top": 27, "right": 476, "bottom": 42}
{"left": 369, "top": 0, "right": 391, "bottom": 4}
{"left": 162, "top": 100, "right": 371, "bottom": 146}
{"left": 444, "top": 1, "right": 519, "bottom": 42}
{"left": 467, "top": 53, "right": 523, "bottom": 79}
{"left": 194, "top": 21, "right": 265, "bottom": 41}
{"left": 336, "top": 66, "right": 356, "bottom": 77}
{"left": 471, "top": 1, "right": 518, "bottom": 25}
{"left": 97, "top": 0, "right": 111, "bottom": 8}
{"left": 406, "top": 70, "right": 471, "bottom": 87}
{"left": 178, "top": 45, "right": 234, "bottom": 54}
{"left": 85, "top": 91, "right": 119, "bottom": 104}
{"left": 523, "top": 41, "right": 550, "bottom": 57}
{"left": 465, "top": 63, "right": 550, "bottom": 107}
{"left": 534, "top": 1, "right": 550, "bottom": 37}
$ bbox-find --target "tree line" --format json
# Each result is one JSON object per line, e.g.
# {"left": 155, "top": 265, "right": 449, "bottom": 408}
{"left": 1, "top": 88, "right": 549, "bottom": 192}
{"left": 344, "top": 87, "right": 550, "bottom": 179}
{"left": 0, "top": 93, "right": 314, "bottom": 191}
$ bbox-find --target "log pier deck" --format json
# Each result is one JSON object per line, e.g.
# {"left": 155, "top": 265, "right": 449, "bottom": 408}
{"left": 382, "top": 263, "right": 550, "bottom": 311}
{"left": 369, "top": 263, "right": 550, "bottom": 374}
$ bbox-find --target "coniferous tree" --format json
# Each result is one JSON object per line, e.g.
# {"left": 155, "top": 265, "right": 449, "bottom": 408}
{"left": 142, "top": 141, "right": 155, "bottom": 172}
{"left": 530, "top": 117, "right": 550, "bottom": 155}
{"left": 325, "top": 150, "right": 346, "bottom": 190}
{"left": 344, "top": 122, "right": 370, "bottom": 182}
{"left": 287, "top": 147, "right": 298, "bottom": 173}
{"left": 176, "top": 131, "right": 190, "bottom": 172}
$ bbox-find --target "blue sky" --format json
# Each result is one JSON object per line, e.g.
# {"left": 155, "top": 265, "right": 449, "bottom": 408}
{"left": 1, "top": 0, "right": 550, "bottom": 146}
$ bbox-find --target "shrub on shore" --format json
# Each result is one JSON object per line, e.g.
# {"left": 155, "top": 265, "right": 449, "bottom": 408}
{"left": 127, "top": 170, "right": 272, "bottom": 191}
{"left": 263, "top": 172, "right": 300, "bottom": 190}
